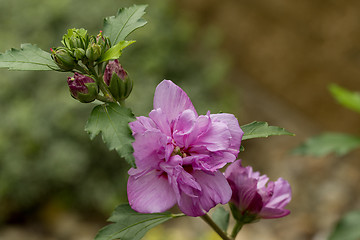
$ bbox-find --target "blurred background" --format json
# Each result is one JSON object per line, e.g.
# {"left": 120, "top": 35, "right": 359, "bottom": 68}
{"left": 0, "top": 0, "right": 360, "bottom": 239}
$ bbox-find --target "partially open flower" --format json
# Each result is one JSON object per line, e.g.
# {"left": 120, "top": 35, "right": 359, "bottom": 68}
{"left": 67, "top": 72, "right": 98, "bottom": 103}
{"left": 225, "top": 160, "right": 292, "bottom": 223}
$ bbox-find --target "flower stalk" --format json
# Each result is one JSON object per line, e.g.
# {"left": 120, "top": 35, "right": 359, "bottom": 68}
{"left": 231, "top": 221, "right": 243, "bottom": 239}
{"left": 201, "top": 214, "right": 233, "bottom": 240}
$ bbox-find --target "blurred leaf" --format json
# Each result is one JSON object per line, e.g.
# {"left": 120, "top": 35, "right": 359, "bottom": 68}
{"left": 241, "top": 121, "right": 294, "bottom": 140}
{"left": 85, "top": 103, "right": 135, "bottom": 167}
{"left": 0, "top": 43, "right": 59, "bottom": 71}
{"left": 99, "top": 40, "right": 135, "bottom": 62}
{"left": 103, "top": 5, "right": 148, "bottom": 45}
{"left": 329, "top": 210, "right": 360, "bottom": 240}
{"left": 329, "top": 84, "right": 360, "bottom": 113}
{"left": 293, "top": 132, "right": 360, "bottom": 157}
{"left": 94, "top": 204, "right": 183, "bottom": 240}
{"left": 212, "top": 207, "right": 230, "bottom": 233}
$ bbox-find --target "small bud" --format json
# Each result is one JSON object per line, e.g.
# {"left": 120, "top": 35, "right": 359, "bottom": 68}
{"left": 86, "top": 43, "right": 102, "bottom": 61}
{"left": 67, "top": 72, "right": 98, "bottom": 103}
{"left": 51, "top": 48, "right": 76, "bottom": 71}
{"left": 96, "top": 31, "right": 110, "bottom": 52}
{"left": 62, "top": 28, "right": 88, "bottom": 50}
{"left": 103, "top": 60, "right": 133, "bottom": 101}
{"left": 73, "top": 48, "right": 86, "bottom": 60}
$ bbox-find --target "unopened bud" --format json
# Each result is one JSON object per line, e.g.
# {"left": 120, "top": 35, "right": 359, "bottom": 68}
{"left": 62, "top": 28, "right": 88, "bottom": 50}
{"left": 96, "top": 31, "right": 110, "bottom": 52}
{"left": 103, "top": 60, "right": 133, "bottom": 101}
{"left": 67, "top": 72, "right": 98, "bottom": 103}
{"left": 73, "top": 48, "right": 86, "bottom": 60}
{"left": 51, "top": 48, "right": 75, "bottom": 71}
{"left": 86, "top": 43, "right": 102, "bottom": 61}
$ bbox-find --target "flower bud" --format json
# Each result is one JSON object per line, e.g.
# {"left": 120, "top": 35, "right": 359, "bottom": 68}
{"left": 104, "top": 60, "right": 133, "bottom": 101}
{"left": 62, "top": 28, "right": 88, "bottom": 50}
{"left": 73, "top": 48, "right": 86, "bottom": 60}
{"left": 51, "top": 48, "right": 76, "bottom": 71}
{"left": 86, "top": 43, "right": 102, "bottom": 61}
{"left": 67, "top": 72, "right": 98, "bottom": 103}
{"left": 96, "top": 31, "right": 110, "bottom": 53}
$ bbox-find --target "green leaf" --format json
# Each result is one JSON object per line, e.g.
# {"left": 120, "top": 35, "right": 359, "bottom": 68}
{"left": 292, "top": 132, "right": 360, "bottom": 157}
{"left": 103, "top": 5, "right": 147, "bottom": 45}
{"left": 0, "top": 43, "right": 60, "bottom": 71}
{"left": 329, "top": 210, "right": 360, "bottom": 240}
{"left": 212, "top": 207, "right": 230, "bottom": 233}
{"left": 329, "top": 84, "right": 360, "bottom": 113}
{"left": 241, "top": 121, "right": 294, "bottom": 140}
{"left": 99, "top": 40, "right": 136, "bottom": 62}
{"left": 94, "top": 204, "right": 183, "bottom": 240}
{"left": 85, "top": 103, "right": 136, "bottom": 167}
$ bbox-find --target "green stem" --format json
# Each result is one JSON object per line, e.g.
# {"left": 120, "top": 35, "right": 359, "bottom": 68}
{"left": 96, "top": 94, "right": 113, "bottom": 103}
{"left": 231, "top": 221, "right": 244, "bottom": 239}
{"left": 88, "top": 65, "right": 116, "bottom": 103}
{"left": 201, "top": 214, "right": 233, "bottom": 240}
{"left": 119, "top": 99, "right": 125, "bottom": 107}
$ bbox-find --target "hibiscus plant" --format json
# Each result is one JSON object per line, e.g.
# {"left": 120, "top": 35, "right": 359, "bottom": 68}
{"left": 0, "top": 5, "right": 294, "bottom": 240}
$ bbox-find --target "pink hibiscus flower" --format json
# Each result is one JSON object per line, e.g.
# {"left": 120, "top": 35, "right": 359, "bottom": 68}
{"left": 127, "top": 80, "right": 243, "bottom": 216}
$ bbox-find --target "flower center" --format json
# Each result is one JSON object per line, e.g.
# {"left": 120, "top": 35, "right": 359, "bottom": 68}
{"left": 172, "top": 146, "right": 187, "bottom": 158}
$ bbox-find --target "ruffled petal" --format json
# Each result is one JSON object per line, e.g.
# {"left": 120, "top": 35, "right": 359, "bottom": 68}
{"left": 186, "top": 151, "right": 236, "bottom": 172}
{"left": 127, "top": 168, "right": 176, "bottom": 213}
{"left": 177, "top": 170, "right": 232, "bottom": 217}
{"left": 264, "top": 178, "right": 292, "bottom": 209}
{"left": 149, "top": 108, "right": 172, "bottom": 137}
{"left": 184, "top": 114, "right": 212, "bottom": 149}
{"left": 132, "top": 130, "right": 168, "bottom": 169}
{"left": 172, "top": 109, "right": 197, "bottom": 148}
{"left": 210, "top": 113, "right": 243, "bottom": 156}
{"left": 192, "top": 121, "right": 231, "bottom": 152}
{"left": 129, "top": 116, "right": 157, "bottom": 136}
{"left": 153, "top": 80, "right": 197, "bottom": 123}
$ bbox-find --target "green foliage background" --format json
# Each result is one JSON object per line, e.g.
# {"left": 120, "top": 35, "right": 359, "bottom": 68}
{"left": 0, "top": 0, "right": 235, "bottom": 222}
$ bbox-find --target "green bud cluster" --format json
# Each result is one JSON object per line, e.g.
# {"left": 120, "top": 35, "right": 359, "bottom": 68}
{"left": 51, "top": 28, "right": 110, "bottom": 71}
{"left": 52, "top": 28, "right": 134, "bottom": 105}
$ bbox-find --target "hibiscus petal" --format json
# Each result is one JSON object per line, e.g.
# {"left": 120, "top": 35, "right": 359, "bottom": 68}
{"left": 202, "top": 152, "right": 236, "bottom": 171}
{"left": 182, "top": 114, "right": 212, "bottom": 149}
{"left": 193, "top": 121, "right": 231, "bottom": 152}
{"left": 231, "top": 174, "right": 259, "bottom": 211}
{"left": 210, "top": 113, "right": 243, "bottom": 156}
{"left": 257, "top": 175, "right": 270, "bottom": 189}
{"left": 127, "top": 169, "right": 177, "bottom": 213}
{"left": 153, "top": 80, "right": 197, "bottom": 123}
{"left": 172, "top": 109, "right": 197, "bottom": 148}
{"left": 225, "top": 160, "right": 259, "bottom": 210}
{"left": 259, "top": 207, "right": 290, "bottom": 219}
{"left": 129, "top": 116, "right": 157, "bottom": 135}
{"left": 177, "top": 170, "right": 232, "bottom": 217}
{"left": 224, "top": 159, "right": 243, "bottom": 178}
{"left": 264, "top": 178, "right": 292, "bottom": 209}
{"left": 149, "top": 108, "right": 172, "bottom": 136}
{"left": 132, "top": 130, "right": 168, "bottom": 169}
